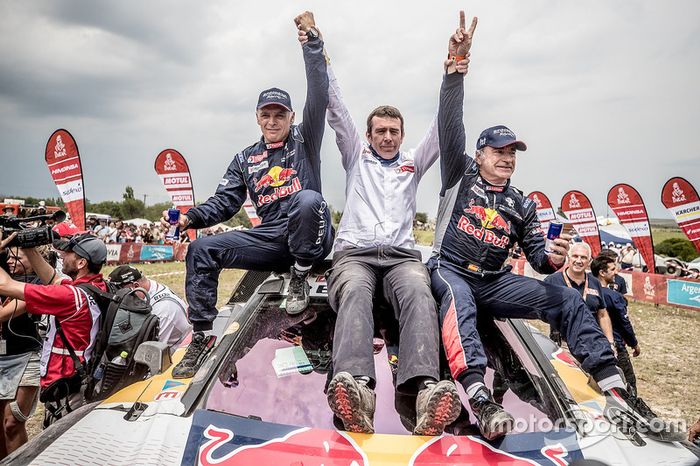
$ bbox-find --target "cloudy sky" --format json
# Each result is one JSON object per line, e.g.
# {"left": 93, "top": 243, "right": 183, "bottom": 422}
{"left": 1, "top": 1, "right": 698, "bottom": 220}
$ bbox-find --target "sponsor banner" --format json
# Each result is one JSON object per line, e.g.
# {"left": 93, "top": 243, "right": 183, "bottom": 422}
{"left": 155, "top": 149, "right": 196, "bottom": 241}
{"left": 140, "top": 245, "right": 174, "bottom": 262}
{"left": 119, "top": 243, "right": 143, "bottom": 264}
{"left": 631, "top": 271, "right": 667, "bottom": 306}
{"left": 45, "top": 129, "right": 86, "bottom": 230}
{"left": 667, "top": 279, "right": 700, "bottom": 309}
{"left": 527, "top": 191, "right": 556, "bottom": 234}
{"left": 661, "top": 177, "right": 700, "bottom": 253}
{"left": 560, "top": 190, "right": 601, "bottom": 257}
{"left": 607, "top": 183, "right": 655, "bottom": 273}
{"left": 106, "top": 244, "right": 121, "bottom": 263}
{"left": 243, "top": 196, "right": 260, "bottom": 227}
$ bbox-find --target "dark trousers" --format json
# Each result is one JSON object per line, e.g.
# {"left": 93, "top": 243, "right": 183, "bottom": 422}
{"left": 185, "top": 190, "right": 333, "bottom": 331}
{"left": 327, "top": 247, "right": 439, "bottom": 392}
{"left": 615, "top": 342, "right": 637, "bottom": 394}
{"left": 427, "top": 258, "right": 618, "bottom": 385}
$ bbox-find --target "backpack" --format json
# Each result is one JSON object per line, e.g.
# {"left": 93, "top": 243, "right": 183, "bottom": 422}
{"left": 68, "top": 284, "right": 160, "bottom": 401}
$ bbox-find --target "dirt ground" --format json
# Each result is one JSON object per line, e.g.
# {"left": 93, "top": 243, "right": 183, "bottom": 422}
{"left": 25, "top": 263, "right": 700, "bottom": 440}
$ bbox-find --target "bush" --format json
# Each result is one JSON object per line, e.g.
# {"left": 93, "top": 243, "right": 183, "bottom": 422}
{"left": 656, "top": 238, "right": 699, "bottom": 262}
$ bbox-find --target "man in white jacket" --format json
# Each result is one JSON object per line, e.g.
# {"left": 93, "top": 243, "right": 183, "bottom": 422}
{"left": 297, "top": 11, "right": 476, "bottom": 436}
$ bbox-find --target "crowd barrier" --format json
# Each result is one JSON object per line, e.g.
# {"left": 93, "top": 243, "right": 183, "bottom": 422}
{"left": 106, "top": 243, "right": 189, "bottom": 264}
{"left": 510, "top": 258, "right": 700, "bottom": 312}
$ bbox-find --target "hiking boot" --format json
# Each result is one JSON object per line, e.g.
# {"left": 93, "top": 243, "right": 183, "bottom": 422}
{"left": 286, "top": 267, "right": 310, "bottom": 315}
{"left": 172, "top": 332, "right": 215, "bottom": 379}
{"left": 414, "top": 380, "right": 462, "bottom": 436}
{"left": 469, "top": 386, "right": 515, "bottom": 440}
{"left": 327, "top": 372, "right": 375, "bottom": 434}
{"left": 603, "top": 388, "right": 685, "bottom": 442}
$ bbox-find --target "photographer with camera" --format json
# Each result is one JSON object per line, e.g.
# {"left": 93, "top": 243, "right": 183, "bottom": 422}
{"left": 0, "top": 246, "right": 49, "bottom": 458}
{"left": 0, "top": 232, "right": 108, "bottom": 427}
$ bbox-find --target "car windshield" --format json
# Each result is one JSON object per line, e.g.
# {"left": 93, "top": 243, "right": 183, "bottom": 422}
{"left": 206, "top": 279, "right": 555, "bottom": 435}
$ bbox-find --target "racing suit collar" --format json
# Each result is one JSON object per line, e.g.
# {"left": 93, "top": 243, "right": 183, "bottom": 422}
{"left": 479, "top": 175, "right": 511, "bottom": 192}
{"left": 258, "top": 135, "right": 289, "bottom": 150}
{"left": 369, "top": 146, "right": 400, "bottom": 166}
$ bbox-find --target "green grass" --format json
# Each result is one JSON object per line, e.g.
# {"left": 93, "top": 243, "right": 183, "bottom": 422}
{"left": 413, "top": 229, "right": 434, "bottom": 246}
{"left": 651, "top": 228, "right": 687, "bottom": 246}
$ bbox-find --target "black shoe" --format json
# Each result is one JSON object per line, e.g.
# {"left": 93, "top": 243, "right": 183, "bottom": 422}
{"left": 286, "top": 267, "right": 310, "bottom": 315}
{"left": 603, "top": 388, "right": 685, "bottom": 442}
{"left": 172, "top": 332, "right": 215, "bottom": 379}
{"left": 469, "top": 386, "right": 515, "bottom": 441}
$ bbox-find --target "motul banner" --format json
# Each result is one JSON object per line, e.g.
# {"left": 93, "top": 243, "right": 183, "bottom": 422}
{"left": 155, "top": 149, "right": 196, "bottom": 240}
{"left": 527, "top": 191, "right": 556, "bottom": 234}
{"left": 661, "top": 177, "right": 700, "bottom": 253}
{"left": 607, "top": 183, "right": 655, "bottom": 271}
{"left": 560, "top": 190, "right": 601, "bottom": 257}
{"left": 44, "top": 129, "right": 86, "bottom": 230}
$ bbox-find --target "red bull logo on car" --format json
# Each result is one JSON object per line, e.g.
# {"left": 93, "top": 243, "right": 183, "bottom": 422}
{"left": 254, "top": 166, "right": 301, "bottom": 206}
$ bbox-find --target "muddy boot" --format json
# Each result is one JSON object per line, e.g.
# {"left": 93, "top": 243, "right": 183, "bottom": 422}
{"left": 327, "top": 372, "right": 375, "bottom": 434}
{"left": 286, "top": 267, "right": 310, "bottom": 315}
{"left": 414, "top": 380, "right": 462, "bottom": 436}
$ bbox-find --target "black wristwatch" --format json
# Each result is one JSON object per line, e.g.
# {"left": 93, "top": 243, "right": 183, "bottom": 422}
{"left": 307, "top": 27, "right": 319, "bottom": 40}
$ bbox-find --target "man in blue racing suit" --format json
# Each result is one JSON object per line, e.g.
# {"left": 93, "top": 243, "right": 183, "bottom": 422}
{"left": 428, "top": 75, "right": 682, "bottom": 441}
{"left": 168, "top": 12, "right": 333, "bottom": 378}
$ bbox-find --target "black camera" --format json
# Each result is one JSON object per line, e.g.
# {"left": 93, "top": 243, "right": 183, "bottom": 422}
{"left": 0, "top": 210, "right": 66, "bottom": 248}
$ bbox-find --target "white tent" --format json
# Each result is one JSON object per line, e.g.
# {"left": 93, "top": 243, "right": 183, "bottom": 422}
{"left": 123, "top": 218, "right": 153, "bottom": 227}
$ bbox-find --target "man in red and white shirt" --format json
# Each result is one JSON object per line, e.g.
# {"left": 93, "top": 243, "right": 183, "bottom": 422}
{"left": 0, "top": 233, "right": 107, "bottom": 425}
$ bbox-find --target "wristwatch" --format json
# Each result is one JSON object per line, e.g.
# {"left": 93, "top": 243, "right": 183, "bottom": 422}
{"left": 307, "top": 27, "right": 319, "bottom": 40}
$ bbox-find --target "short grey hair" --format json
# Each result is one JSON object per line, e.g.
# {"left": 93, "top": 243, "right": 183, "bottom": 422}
{"left": 569, "top": 241, "right": 592, "bottom": 259}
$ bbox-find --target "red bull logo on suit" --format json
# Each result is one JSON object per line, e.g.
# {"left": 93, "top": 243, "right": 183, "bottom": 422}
{"left": 254, "top": 166, "right": 301, "bottom": 206}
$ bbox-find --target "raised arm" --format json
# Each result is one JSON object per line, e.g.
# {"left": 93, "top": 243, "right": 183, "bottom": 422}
{"left": 438, "top": 12, "right": 478, "bottom": 194}
{"left": 297, "top": 15, "right": 362, "bottom": 170}
{"left": 294, "top": 11, "right": 329, "bottom": 165}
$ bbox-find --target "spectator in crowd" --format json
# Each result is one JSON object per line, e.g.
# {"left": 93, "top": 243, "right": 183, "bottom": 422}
{"left": 620, "top": 244, "right": 636, "bottom": 270}
{"left": 0, "top": 233, "right": 108, "bottom": 427}
{"left": 108, "top": 265, "right": 191, "bottom": 354}
{"left": 543, "top": 242, "right": 615, "bottom": 349}
{"left": 597, "top": 248, "right": 628, "bottom": 295}
{"left": 590, "top": 254, "right": 640, "bottom": 393}
{"left": 0, "top": 247, "right": 44, "bottom": 459}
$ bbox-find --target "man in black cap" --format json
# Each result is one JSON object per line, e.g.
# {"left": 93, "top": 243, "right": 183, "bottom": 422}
{"left": 0, "top": 233, "right": 108, "bottom": 426}
{"left": 108, "top": 265, "right": 191, "bottom": 354}
{"left": 163, "top": 11, "right": 332, "bottom": 379}
{"left": 428, "top": 80, "right": 683, "bottom": 441}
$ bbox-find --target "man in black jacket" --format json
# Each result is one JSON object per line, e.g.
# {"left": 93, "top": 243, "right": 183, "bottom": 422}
{"left": 428, "top": 74, "right": 681, "bottom": 441}
{"left": 168, "top": 12, "right": 333, "bottom": 378}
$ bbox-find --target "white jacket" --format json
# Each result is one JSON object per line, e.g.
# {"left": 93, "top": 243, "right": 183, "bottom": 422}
{"left": 327, "top": 66, "right": 439, "bottom": 251}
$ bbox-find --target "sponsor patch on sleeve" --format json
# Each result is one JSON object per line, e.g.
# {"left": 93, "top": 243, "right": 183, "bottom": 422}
{"left": 219, "top": 178, "right": 229, "bottom": 186}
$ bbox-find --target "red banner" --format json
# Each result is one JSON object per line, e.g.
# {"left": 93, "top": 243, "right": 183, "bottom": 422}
{"left": 661, "top": 177, "right": 700, "bottom": 254}
{"left": 155, "top": 149, "right": 196, "bottom": 240}
{"left": 527, "top": 191, "right": 556, "bottom": 234}
{"left": 607, "top": 183, "right": 655, "bottom": 271}
{"left": 44, "top": 129, "right": 86, "bottom": 230}
{"left": 560, "top": 190, "right": 601, "bottom": 257}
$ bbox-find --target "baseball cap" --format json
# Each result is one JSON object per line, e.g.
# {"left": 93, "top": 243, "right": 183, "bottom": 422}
{"left": 54, "top": 233, "right": 107, "bottom": 265}
{"left": 476, "top": 125, "right": 527, "bottom": 151}
{"left": 256, "top": 87, "right": 293, "bottom": 112}
{"left": 108, "top": 265, "right": 143, "bottom": 288}
{"left": 52, "top": 221, "right": 80, "bottom": 238}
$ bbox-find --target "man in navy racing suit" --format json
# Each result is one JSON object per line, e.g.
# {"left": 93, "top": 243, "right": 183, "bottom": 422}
{"left": 167, "top": 12, "right": 333, "bottom": 378}
{"left": 428, "top": 74, "right": 682, "bottom": 441}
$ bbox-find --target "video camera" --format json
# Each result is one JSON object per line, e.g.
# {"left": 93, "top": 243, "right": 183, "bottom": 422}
{"left": 0, "top": 210, "right": 66, "bottom": 248}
